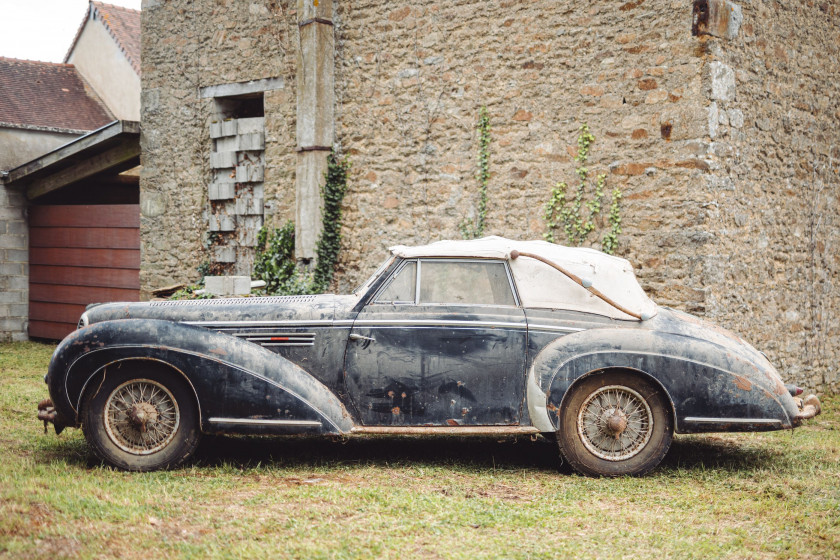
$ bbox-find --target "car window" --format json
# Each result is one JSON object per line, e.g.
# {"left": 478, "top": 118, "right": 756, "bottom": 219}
{"left": 354, "top": 255, "right": 395, "bottom": 295}
{"left": 374, "top": 261, "right": 417, "bottom": 303}
{"left": 419, "top": 260, "right": 515, "bottom": 306}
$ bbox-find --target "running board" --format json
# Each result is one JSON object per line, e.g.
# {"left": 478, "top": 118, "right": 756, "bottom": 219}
{"left": 350, "top": 426, "right": 541, "bottom": 435}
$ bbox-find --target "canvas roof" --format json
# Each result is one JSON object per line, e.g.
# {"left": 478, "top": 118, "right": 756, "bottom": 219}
{"left": 0, "top": 58, "right": 113, "bottom": 133}
{"left": 390, "top": 236, "right": 657, "bottom": 320}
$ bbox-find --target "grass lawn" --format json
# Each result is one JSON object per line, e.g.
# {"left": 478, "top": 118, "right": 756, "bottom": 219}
{"left": 1, "top": 340, "right": 838, "bottom": 559}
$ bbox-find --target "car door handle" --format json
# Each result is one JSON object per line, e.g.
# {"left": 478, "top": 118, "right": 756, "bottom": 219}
{"left": 349, "top": 333, "right": 375, "bottom": 343}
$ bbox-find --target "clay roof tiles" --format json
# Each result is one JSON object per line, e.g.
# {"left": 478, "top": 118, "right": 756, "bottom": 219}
{"left": 0, "top": 57, "right": 114, "bottom": 132}
{"left": 65, "top": 2, "right": 141, "bottom": 75}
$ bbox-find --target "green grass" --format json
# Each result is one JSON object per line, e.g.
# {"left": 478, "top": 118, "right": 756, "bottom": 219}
{"left": 1, "top": 341, "right": 838, "bottom": 559}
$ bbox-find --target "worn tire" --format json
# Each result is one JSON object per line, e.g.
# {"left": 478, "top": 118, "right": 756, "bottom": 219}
{"left": 556, "top": 371, "right": 672, "bottom": 477}
{"left": 82, "top": 362, "right": 201, "bottom": 472}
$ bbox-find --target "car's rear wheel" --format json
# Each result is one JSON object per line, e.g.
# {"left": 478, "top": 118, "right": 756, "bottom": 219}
{"left": 556, "top": 371, "right": 672, "bottom": 476}
{"left": 82, "top": 363, "right": 200, "bottom": 471}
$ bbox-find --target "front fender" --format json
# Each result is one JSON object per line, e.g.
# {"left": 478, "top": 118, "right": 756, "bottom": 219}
{"left": 46, "top": 319, "right": 354, "bottom": 434}
{"left": 526, "top": 328, "right": 798, "bottom": 433}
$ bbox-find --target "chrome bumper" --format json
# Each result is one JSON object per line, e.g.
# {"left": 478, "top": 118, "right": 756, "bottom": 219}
{"left": 794, "top": 394, "right": 822, "bottom": 425}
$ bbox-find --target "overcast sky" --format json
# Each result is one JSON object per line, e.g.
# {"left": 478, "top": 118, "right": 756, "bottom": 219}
{"left": 0, "top": 0, "right": 142, "bottom": 63}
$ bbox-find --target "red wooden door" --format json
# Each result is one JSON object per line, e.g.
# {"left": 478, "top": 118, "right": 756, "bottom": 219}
{"left": 29, "top": 205, "right": 140, "bottom": 339}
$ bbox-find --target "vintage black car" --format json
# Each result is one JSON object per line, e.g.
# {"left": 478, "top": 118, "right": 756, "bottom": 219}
{"left": 39, "top": 237, "right": 821, "bottom": 476}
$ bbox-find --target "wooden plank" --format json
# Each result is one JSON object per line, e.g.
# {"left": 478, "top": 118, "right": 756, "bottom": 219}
{"left": 29, "top": 205, "right": 140, "bottom": 228}
{"left": 30, "top": 227, "right": 139, "bottom": 249}
{"left": 26, "top": 142, "right": 140, "bottom": 200}
{"left": 30, "top": 265, "right": 140, "bottom": 289}
{"left": 29, "top": 302, "right": 87, "bottom": 325}
{"left": 28, "top": 320, "right": 77, "bottom": 341}
{"left": 29, "top": 283, "right": 140, "bottom": 305}
{"left": 29, "top": 248, "right": 140, "bottom": 269}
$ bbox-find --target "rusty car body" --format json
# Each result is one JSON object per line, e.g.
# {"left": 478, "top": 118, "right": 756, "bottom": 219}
{"left": 39, "top": 237, "right": 821, "bottom": 475}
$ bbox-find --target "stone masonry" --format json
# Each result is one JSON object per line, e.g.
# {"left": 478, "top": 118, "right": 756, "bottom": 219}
{"left": 141, "top": 0, "right": 838, "bottom": 392}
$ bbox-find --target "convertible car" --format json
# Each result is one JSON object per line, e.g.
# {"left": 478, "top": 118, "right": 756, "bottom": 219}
{"left": 38, "top": 237, "right": 821, "bottom": 476}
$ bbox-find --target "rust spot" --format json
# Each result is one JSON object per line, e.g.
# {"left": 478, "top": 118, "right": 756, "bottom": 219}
{"left": 732, "top": 374, "right": 752, "bottom": 391}
{"left": 461, "top": 408, "right": 469, "bottom": 416}
{"left": 387, "top": 390, "right": 395, "bottom": 398}
{"left": 401, "top": 392, "right": 407, "bottom": 398}
{"left": 446, "top": 419, "right": 459, "bottom": 426}
{"left": 774, "top": 380, "right": 787, "bottom": 396}
{"left": 391, "top": 407, "right": 401, "bottom": 415}
{"left": 208, "top": 347, "right": 227, "bottom": 356}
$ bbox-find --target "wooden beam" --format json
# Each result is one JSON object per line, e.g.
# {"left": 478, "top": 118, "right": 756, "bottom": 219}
{"left": 26, "top": 142, "right": 139, "bottom": 200}
{"left": 6, "top": 120, "right": 139, "bottom": 183}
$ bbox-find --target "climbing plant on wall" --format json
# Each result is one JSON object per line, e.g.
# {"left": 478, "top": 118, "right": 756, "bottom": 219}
{"left": 312, "top": 152, "right": 351, "bottom": 292}
{"left": 460, "top": 106, "right": 491, "bottom": 239}
{"left": 543, "top": 124, "right": 622, "bottom": 254}
{"left": 252, "top": 150, "right": 351, "bottom": 295}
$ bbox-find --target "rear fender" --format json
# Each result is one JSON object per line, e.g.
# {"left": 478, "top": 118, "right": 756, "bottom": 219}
{"left": 47, "top": 319, "right": 354, "bottom": 434}
{"left": 527, "top": 329, "right": 796, "bottom": 433}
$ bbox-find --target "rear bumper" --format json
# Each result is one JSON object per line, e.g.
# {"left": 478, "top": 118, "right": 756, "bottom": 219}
{"left": 793, "top": 394, "right": 822, "bottom": 426}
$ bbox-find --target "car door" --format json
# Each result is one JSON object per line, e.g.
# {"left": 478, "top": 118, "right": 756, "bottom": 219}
{"left": 344, "top": 258, "right": 527, "bottom": 426}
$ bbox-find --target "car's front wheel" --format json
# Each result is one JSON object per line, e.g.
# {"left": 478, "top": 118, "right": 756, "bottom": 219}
{"left": 82, "top": 363, "right": 201, "bottom": 471}
{"left": 556, "top": 371, "right": 673, "bottom": 476}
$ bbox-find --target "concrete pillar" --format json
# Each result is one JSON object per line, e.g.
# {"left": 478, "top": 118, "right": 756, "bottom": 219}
{"left": 0, "top": 184, "right": 28, "bottom": 341}
{"left": 295, "top": 0, "right": 335, "bottom": 261}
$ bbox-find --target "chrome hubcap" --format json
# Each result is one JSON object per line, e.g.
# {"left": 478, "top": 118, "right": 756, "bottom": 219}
{"left": 104, "top": 379, "right": 180, "bottom": 455}
{"left": 578, "top": 385, "right": 653, "bottom": 461}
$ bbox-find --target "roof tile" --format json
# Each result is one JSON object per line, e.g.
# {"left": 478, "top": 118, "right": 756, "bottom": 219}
{"left": 0, "top": 58, "right": 114, "bottom": 132}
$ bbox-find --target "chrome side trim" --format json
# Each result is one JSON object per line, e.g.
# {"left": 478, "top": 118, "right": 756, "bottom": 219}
{"left": 227, "top": 332, "right": 317, "bottom": 347}
{"left": 683, "top": 417, "right": 783, "bottom": 426}
{"left": 183, "top": 319, "right": 353, "bottom": 328}
{"left": 354, "top": 319, "right": 526, "bottom": 329}
{"left": 188, "top": 319, "right": 585, "bottom": 334}
{"left": 208, "top": 417, "right": 322, "bottom": 427}
{"left": 526, "top": 324, "right": 585, "bottom": 334}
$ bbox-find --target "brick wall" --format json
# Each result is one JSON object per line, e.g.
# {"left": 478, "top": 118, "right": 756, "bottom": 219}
{"left": 141, "top": 0, "right": 838, "bottom": 391}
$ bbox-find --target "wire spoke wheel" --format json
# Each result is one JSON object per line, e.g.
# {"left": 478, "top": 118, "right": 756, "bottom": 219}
{"left": 556, "top": 372, "right": 673, "bottom": 477}
{"left": 103, "top": 378, "right": 181, "bottom": 455}
{"left": 577, "top": 385, "right": 653, "bottom": 461}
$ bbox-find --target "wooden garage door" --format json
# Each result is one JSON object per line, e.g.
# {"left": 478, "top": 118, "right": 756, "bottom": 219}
{"left": 29, "top": 205, "right": 140, "bottom": 340}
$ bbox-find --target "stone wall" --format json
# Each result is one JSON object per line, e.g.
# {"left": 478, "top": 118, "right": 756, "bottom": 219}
{"left": 141, "top": 0, "right": 838, "bottom": 391}
{"left": 0, "top": 184, "right": 28, "bottom": 341}
{"left": 139, "top": 0, "right": 297, "bottom": 293}
{"left": 699, "top": 0, "right": 839, "bottom": 391}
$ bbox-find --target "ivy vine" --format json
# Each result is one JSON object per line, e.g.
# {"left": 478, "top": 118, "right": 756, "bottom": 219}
{"left": 312, "top": 152, "right": 351, "bottom": 292}
{"left": 252, "top": 150, "right": 351, "bottom": 295}
{"left": 460, "top": 106, "right": 491, "bottom": 239}
{"left": 543, "top": 124, "right": 622, "bottom": 254}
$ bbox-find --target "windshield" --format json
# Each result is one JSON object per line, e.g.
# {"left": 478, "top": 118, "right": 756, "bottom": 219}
{"left": 353, "top": 255, "right": 395, "bottom": 296}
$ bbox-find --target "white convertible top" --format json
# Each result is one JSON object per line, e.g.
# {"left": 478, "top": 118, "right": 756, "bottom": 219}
{"left": 389, "top": 236, "right": 657, "bottom": 320}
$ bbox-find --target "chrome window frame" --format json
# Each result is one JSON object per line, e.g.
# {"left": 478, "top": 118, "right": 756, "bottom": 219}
{"left": 371, "top": 257, "right": 521, "bottom": 308}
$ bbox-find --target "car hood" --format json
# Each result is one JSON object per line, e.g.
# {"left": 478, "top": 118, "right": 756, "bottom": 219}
{"left": 81, "top": 294, "right": 361, "bottom": 327}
